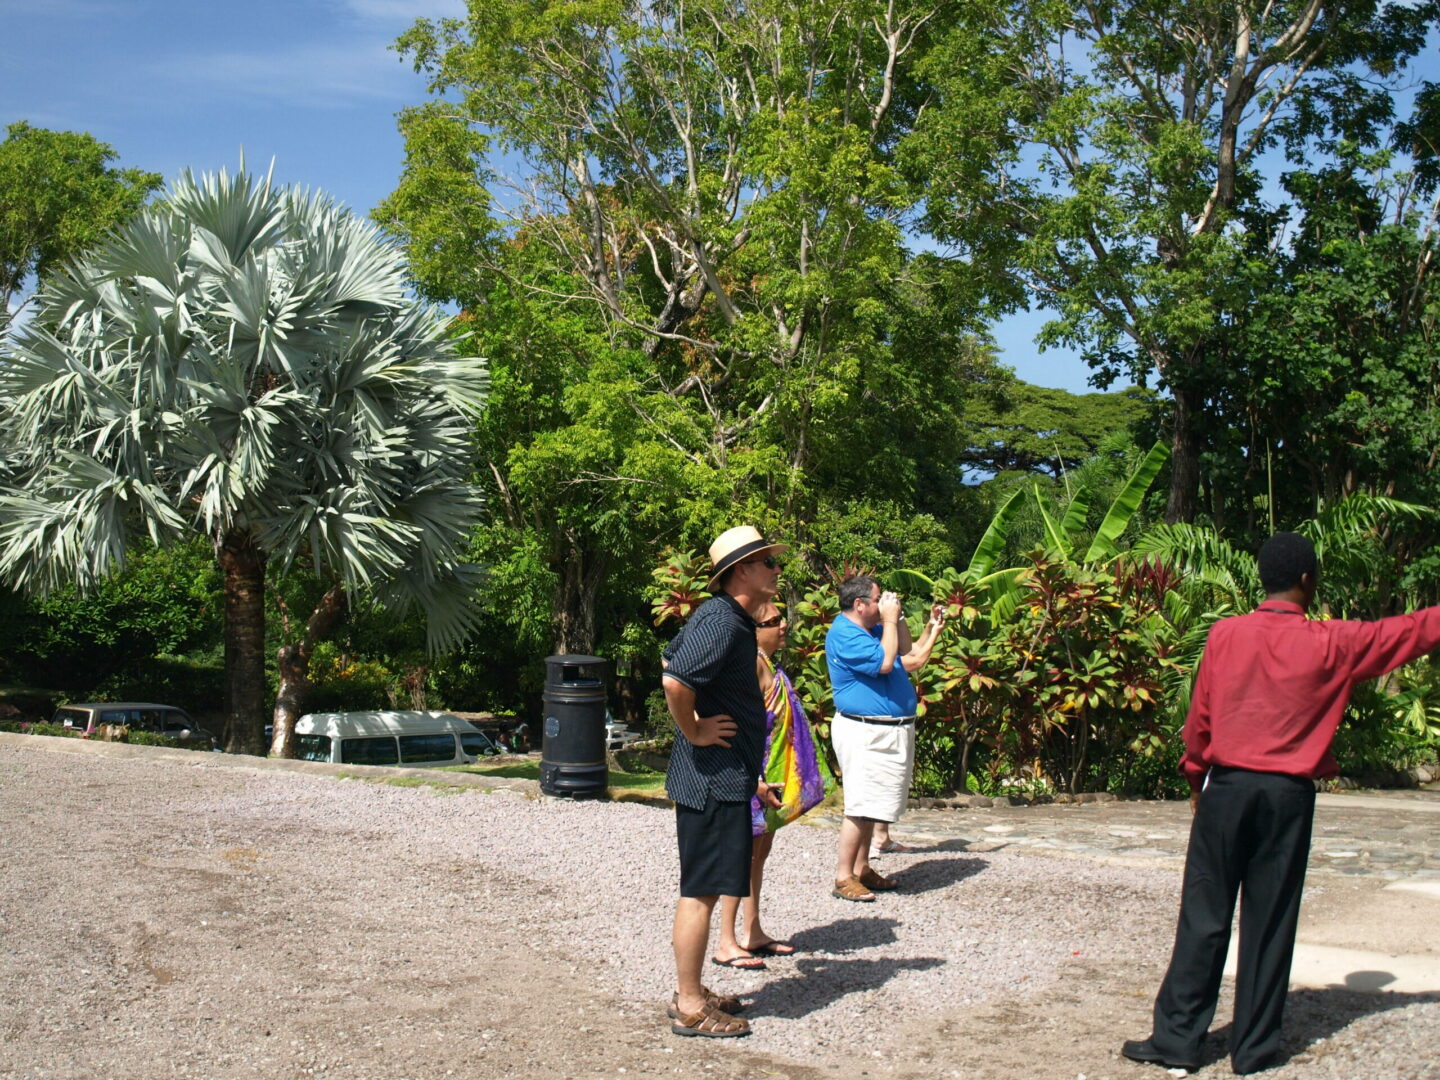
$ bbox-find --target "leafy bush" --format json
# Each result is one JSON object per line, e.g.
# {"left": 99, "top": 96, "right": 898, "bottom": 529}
{"left": 641, "top": 687, "right": 676, "bottom": 744}
{"left": 125, "top": 730, "right": 181, "bottom": 748}
{"left": 92, "top": 652, "right": 224, "bottom": 711}
{"left": 305, "top": 642, "right": 399, "bottom": 712}
{"left": 0, "top": 720, "right": 78, "bottom": 737}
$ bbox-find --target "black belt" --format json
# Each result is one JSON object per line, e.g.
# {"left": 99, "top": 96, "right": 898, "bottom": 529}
{"left": 843, "top": 713, "right": 916, "bottom": 726}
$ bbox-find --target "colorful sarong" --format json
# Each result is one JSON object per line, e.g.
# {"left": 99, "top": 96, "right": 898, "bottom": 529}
{"left": 751, "top": 654, "right": 835, "bottom": 836}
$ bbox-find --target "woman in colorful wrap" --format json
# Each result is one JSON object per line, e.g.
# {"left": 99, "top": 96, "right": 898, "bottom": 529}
{"left": 711, "top": 601, "right": 835, "bottom": 969}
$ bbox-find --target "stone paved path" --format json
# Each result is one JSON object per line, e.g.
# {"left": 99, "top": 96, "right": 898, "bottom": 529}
{"left": 812, "top": 785, "right": 1440, "bottom": 994}
{"left": 812, "top": 786, "right": 1440, "bottom": 883}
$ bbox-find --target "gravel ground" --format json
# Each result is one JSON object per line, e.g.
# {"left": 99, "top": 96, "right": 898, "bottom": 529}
{"left": 2, "top": 740, "right": 1437, "bottom": 1079}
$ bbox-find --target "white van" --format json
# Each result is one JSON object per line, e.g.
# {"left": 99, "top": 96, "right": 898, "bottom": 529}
{"left": 291, "top": 710, "right": 500, "bottom": 768}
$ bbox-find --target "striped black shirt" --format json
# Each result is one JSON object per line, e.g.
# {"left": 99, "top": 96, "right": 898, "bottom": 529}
{"left": 662, "top": 594, "right": 765, "bottom": 810}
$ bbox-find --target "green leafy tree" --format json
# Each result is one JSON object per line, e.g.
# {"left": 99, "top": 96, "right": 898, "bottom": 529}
{"left": 1202, "top": 149, "right": 1440, "bottom": 544}
{"left": 0, "top": 122, "right": 160, "bottom": 326}
{"left": 380, "top": 0, "right": 1000, "bottom": 669}
{"left": 959, "top": 383, "right": 1160, "bottom": 480}
{"left": 909, "top": 0, "right": 1439, "bottom": 522}
{"left": 0, "top": 168, "right": 489, "bottom": 755}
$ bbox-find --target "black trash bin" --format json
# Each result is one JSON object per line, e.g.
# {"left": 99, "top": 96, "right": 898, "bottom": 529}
{"left": 540, "top": 654, "right": 608, "bottom": 798}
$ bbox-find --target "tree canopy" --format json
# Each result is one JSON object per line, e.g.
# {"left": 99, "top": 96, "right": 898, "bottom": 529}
{"left": 906, "top": 0, "right": 1440, "bottom": 521}
{"left": 379, "top": 0, "right": 1007, "bottom": 672}
{"left": 0, "top": 122, "right": 160, "bottom": 326}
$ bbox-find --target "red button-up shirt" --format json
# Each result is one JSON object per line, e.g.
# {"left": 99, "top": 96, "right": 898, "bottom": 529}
{"left": 1181, "top": 599, "right": 1440, "bottom": 791}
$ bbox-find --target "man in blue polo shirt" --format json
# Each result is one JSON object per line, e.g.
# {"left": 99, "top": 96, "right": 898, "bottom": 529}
{"left": 826, "top": 574, "right": 944, "bottom": 901}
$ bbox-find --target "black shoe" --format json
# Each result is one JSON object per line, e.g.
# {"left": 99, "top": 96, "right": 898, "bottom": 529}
{"left": 1121, "top": 1038, "right": 1200, "bottom": 1071}
{"left": 1232, "top": 1052, "right": 1282, "bottom": 1075}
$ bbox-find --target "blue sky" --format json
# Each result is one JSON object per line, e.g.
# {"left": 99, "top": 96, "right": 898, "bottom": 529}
{"left": 6, "top": 1, "right": 1431, "bottom": 395}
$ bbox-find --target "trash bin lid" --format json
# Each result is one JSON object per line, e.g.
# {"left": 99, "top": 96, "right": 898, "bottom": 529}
{"left": 545, "top": 654, "right": 605, "bottom": 666}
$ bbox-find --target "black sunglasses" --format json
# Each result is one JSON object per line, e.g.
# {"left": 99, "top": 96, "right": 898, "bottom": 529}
{"left": 755, "top": 613, "right": 785, "bottom": 628}
{"left": 743, "top": 555, "right": 780, "bottom": 570}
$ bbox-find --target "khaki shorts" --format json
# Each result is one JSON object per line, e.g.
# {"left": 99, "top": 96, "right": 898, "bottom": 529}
{"left": 832, "top": 712, "right": 915, "bottom": 823}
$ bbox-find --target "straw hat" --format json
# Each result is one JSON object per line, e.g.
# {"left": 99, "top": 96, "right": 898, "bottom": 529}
{"left": 707, "top": 525, "right": 788, "bottom": 591}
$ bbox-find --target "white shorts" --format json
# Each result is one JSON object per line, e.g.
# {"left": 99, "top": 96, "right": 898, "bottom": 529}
{"left": 831, "top": 712, "right": 915, "bottom": 823}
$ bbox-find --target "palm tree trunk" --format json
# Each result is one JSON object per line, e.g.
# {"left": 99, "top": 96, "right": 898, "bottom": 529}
{"left": 271, "top": 583, "right": 348, "bottom": 758}
{"left": 219, "top": 528, "right": 268, "bottom": 755}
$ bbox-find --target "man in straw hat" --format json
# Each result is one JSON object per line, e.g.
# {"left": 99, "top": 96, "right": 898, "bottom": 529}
{"left": 661, "top": 525, "right": 786, "bottom": 1038}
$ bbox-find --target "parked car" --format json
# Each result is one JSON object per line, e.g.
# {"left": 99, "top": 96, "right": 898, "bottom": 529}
{"left": 290, "top": 710, "right": 502, "bottom": 767}
{"left": 51, "top": 702, "right": 218, "bottom": 751}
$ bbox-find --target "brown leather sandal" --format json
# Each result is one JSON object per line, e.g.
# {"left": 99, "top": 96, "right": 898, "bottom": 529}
{"left": 831, "top": 876, "right": 876, "bottom": 902}
{"left": 670, "top": 1000, "right": 750, "bottom": 1038}
{"left": 859, "top": 866, "right": 898, "bottom": 891}
{"left": 667, "top": 987, "right": 743, "bottom": 1019}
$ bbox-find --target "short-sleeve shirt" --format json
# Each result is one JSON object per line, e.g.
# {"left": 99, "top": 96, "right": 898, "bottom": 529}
{"left": 663, "top": 594, "right": 766, "bottom": 810}
{"left": 825, "top": 615, "right": 918, "bottom": 717}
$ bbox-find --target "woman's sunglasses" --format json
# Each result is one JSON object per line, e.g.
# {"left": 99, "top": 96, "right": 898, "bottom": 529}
{"left": 755, "top": 613, "right": 785, "bottom": 628}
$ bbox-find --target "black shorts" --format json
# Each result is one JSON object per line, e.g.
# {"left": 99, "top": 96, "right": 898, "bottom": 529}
{"left": 675, "top": 794, "right": 751, "bottom": 898}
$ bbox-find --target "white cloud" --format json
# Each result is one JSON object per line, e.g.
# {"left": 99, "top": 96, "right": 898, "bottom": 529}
{"left": 155, "top": 39, "right": 420, "bottom": 108}
{"left": 334, "top": 0, "right": 465, "bottom": 22}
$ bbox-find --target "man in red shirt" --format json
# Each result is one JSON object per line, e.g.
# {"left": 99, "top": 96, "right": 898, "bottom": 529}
{"left": 1123, "top": 532, "right": 1440, "bottom": 1075}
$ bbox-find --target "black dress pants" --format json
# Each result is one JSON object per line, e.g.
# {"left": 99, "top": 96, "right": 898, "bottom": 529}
{"left": 1151, "top": 767, "right": 1315, "bottom": 1073}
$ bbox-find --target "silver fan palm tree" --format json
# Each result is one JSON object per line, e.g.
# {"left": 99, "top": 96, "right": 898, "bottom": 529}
{"left": 0, "top": 167, "right": 488, "bottom": 754}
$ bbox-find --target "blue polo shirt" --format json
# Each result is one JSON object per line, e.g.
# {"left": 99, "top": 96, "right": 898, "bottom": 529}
{"left": 825, "top": 615, "right": 918, "bottom": 717}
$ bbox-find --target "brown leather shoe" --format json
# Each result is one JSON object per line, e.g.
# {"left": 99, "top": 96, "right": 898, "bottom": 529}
{"left": 859, "top": 866, "right": 898, "bottom": 891}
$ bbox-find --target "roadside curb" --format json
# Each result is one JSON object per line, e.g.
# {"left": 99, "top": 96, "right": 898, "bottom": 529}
{"left": 0, "top": 730, "right": 539, "bottom": 794}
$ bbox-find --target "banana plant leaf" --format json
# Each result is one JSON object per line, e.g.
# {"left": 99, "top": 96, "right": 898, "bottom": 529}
{"left": 966, "top": 487, "right": 1025, "bottom": 579}
{"left": 1082, "top": 441, "right": 1170, "bottom": 564}
{"left": 1057, "top": 486, "right": 1093, "bottom": 559}
{"left": 1034, "top": 481, "right": 1068, "bottom": 555}
{"left": 887, "top": 568, "right": 937, "bottom": 597}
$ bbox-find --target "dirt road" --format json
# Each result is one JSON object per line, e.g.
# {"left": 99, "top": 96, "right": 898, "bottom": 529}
{"left": 2, "top": 736, "right": 1436, "bottom": 1079}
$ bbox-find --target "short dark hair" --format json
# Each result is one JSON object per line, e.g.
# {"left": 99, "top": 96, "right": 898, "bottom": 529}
{"left": 1257, "top": 532, "right": 1317, "bottom": 593}
{"left": 839, "top": 574, "right": 880, "bottom": 611}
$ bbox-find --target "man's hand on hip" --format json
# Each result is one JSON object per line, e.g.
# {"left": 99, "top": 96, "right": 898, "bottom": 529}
{"left": 690, "top": 713, "right": 737, "bottom": 747}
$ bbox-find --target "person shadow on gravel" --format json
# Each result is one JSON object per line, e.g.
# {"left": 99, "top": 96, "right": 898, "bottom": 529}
{"left": 1196, "top": 985, "right": 1440, "bottom": 1071}
{"left": 875, "top": 854, "right": 987, "bottom": 894}
{"left": 741, "top": 955, "right": 947, "bottom": 1020}
{"left": 780, "top": 915, "right": 902, "bottom": 955}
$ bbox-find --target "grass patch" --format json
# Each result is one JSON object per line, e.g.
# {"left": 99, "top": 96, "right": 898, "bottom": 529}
{"left": 452, "top": 760, "right": 668, "bottom": 792}
{"left": 452, "top": 761, "right": 539, "bottom": 780}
